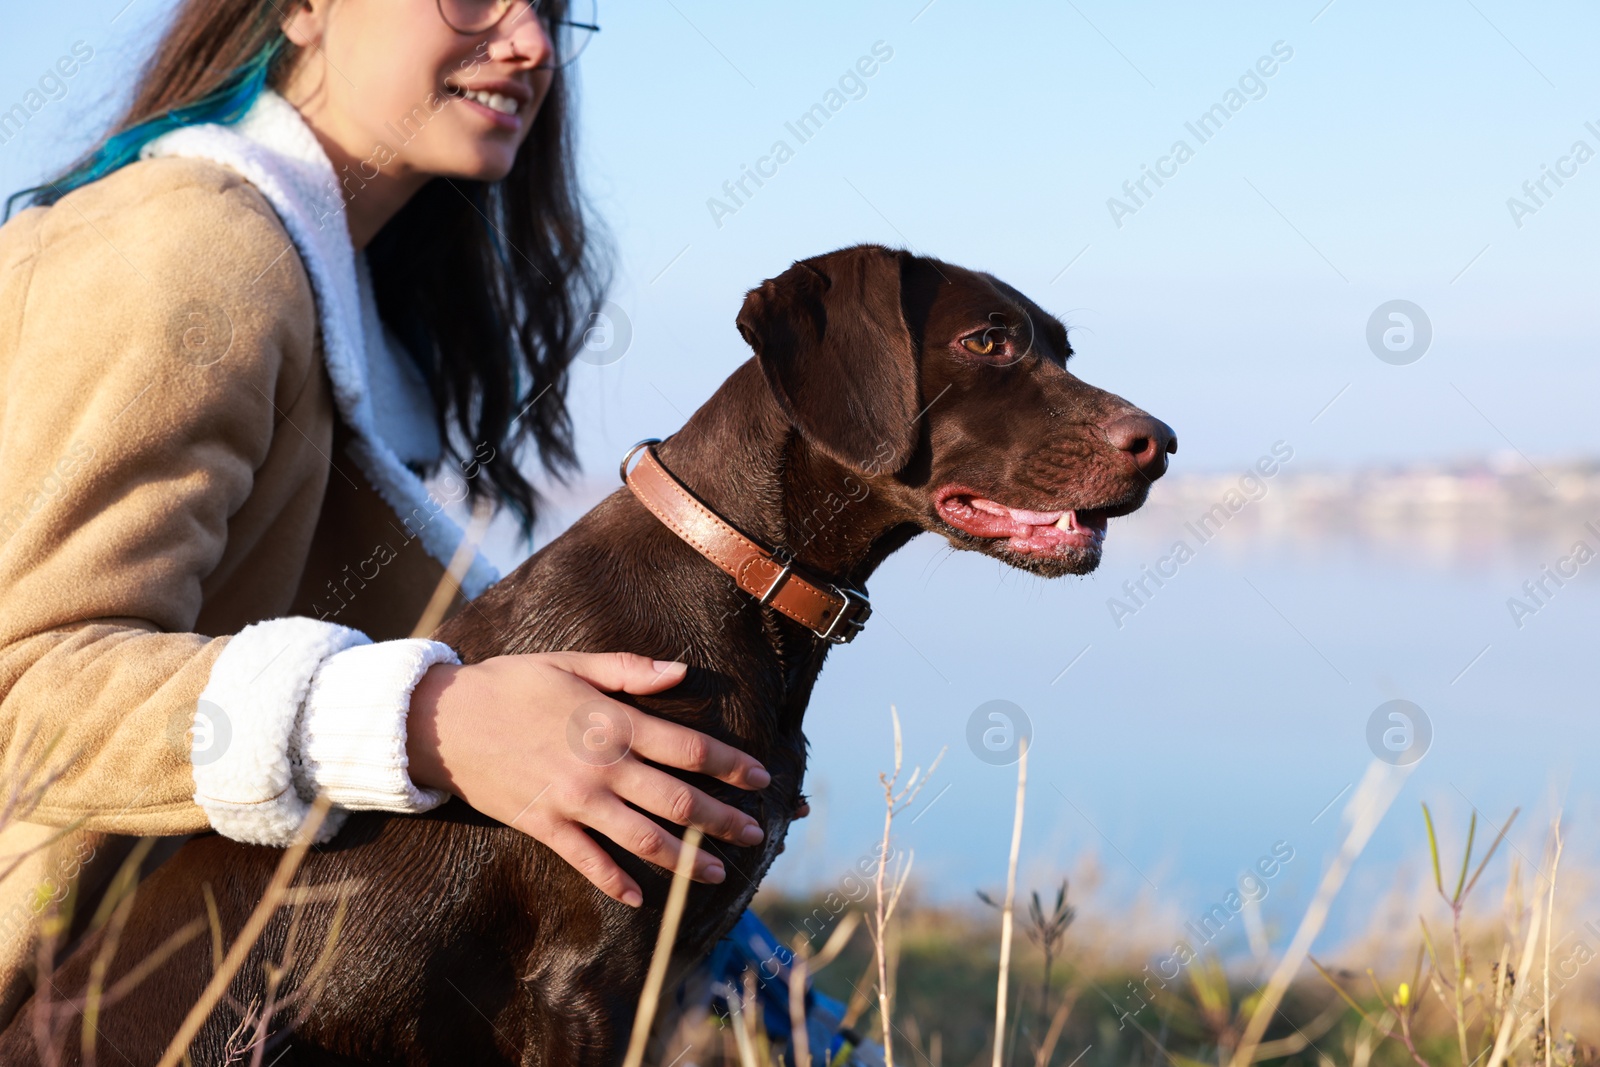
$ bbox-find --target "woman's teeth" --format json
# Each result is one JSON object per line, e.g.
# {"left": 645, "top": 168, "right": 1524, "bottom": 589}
{"left": 461, "top": 88, "right": 519, "bottom": 115}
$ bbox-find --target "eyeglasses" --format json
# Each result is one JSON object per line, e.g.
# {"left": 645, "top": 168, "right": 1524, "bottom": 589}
{"left": 435, "top": 0, "right": 599, "bottom": 68}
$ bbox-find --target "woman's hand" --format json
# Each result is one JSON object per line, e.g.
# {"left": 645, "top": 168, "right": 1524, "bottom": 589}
{"left": 406, "top": 651, "right": 768, "bottom": 907}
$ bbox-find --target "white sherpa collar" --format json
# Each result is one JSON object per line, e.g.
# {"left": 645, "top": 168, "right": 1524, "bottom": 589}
{"left": 139, "top": 88, "right": 500, "bottom": 599}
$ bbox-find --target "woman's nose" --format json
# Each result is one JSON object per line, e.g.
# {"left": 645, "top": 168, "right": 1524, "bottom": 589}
{"left": 487, "top": 4, "right": 553, "bottom": 67}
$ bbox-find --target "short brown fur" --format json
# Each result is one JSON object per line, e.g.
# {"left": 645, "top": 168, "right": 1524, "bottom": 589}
{"left": 0, "top": 245, "right": 1172, "bottom": 1065}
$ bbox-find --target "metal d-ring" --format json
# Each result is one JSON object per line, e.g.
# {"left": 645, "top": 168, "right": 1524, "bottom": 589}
{"left": 619, "top": 438, "right": 663, "bottom": 484}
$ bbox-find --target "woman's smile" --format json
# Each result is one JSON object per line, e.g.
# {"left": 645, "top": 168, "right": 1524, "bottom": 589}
{"left": 446, "top": 75, "right": 536, "bottom": 131}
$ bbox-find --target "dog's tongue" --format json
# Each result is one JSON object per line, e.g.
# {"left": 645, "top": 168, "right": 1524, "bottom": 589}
{"left": 969, "top": 498, "right": 1065, "bottom": 527}
{"left": 941, "top": 496, "right": 1106, "bottom": 554}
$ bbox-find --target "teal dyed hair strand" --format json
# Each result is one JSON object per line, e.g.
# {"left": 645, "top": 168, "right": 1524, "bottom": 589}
{"left": 4, "top": 33, "right": 287, "bottom": 222}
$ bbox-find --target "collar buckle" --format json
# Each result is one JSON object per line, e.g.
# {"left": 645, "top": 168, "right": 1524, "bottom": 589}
{"left": 816, "top": 584, "right": 872, "bottom": 644}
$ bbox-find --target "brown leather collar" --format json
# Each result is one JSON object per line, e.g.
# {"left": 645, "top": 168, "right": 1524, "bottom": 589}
{"left": 621, "top": 440, "right": 872, "bottom": 644}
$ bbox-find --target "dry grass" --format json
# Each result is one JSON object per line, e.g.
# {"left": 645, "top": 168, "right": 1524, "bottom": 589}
{"left": 721, "top": 722, "right": 1598, "bottom": 1067}
{"left": 6, "top": 664, "right": 1594, "bottom": 1066}
{"left": 0, "top": 515, "right": 497, "bottom": 1063}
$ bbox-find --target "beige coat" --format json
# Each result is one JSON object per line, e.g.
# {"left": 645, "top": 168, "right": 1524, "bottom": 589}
{"left": 0, "top": 151, "right": 474, "bottom": 1020}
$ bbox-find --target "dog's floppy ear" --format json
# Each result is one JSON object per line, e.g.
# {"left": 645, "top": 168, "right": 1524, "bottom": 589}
{"left": 737, "top": 246, "right": 919, "bottom": 475}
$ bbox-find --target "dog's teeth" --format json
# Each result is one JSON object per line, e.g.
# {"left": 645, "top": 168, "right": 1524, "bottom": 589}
{"left": 1055, "top": 513, "right": 1074, "bottom": 531}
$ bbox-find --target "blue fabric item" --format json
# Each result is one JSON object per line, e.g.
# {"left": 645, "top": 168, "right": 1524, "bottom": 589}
{"left": 685, "top": 910, "right": 881, "bottom": 1067}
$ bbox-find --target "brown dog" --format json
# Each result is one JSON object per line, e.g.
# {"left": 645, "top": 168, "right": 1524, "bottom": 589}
{"left": 0, "top": 244, "right": 1173, "bottom": 1065}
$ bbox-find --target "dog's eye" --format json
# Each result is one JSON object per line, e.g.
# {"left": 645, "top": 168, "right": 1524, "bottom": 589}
{"left": 960, "top": 328, "right": 1009, "bottom": 357}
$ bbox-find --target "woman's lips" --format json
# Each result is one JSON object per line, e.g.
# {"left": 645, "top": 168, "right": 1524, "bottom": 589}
{"left": 936, "top": 493, "right": 1108, "bottom": 555}
{"left": 456, "top": 92, "right": 524, "bottom": 131}
{"left": 443, "top": 80, "right": 528, "bottom": 131}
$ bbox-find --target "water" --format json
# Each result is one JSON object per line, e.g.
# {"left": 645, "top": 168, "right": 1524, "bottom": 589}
{"left": 787, "top": 499, "right": 1599, "bottom": 952}
{"left": 470, "top": 469, "right": 1600, "bottom": 956}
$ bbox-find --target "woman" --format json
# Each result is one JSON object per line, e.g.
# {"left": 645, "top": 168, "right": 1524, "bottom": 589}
{"left": 0, "top": 0, "right": 771, "bottom": 1023}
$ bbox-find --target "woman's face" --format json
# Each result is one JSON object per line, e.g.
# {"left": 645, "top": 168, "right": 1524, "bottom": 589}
{"left": 281, "top": 0, "right": 555, "bottom": 185}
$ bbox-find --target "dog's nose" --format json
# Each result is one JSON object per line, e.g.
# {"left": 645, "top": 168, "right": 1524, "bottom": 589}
{"left": 1104, "top": 413, "right": 1177, "bottom": 479}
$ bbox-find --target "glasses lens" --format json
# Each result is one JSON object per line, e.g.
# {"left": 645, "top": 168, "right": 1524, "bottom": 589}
{"left": 537, "top": 0, "right": 597, "bottom": 69}
{"left": 438, "top": 0, "right": 506, "bottom": 33}
{"left": 438, "top": 0, "right": 598, "bottom": 66}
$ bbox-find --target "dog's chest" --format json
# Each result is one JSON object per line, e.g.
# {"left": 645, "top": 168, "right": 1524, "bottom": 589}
{"left": 676, "top": 716, "right": 808, "bottom": 953}
{"left": 678, "top": 809, "right": 795, "bottom": 960}
{"left": 741, "top": 809, "right": 795, "bottom": 911}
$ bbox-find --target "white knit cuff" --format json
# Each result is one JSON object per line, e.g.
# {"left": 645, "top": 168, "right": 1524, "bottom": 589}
{"left": 291, "top": 639, "right": 458, "bottom": 813}
{"left": 193, "top": 617, "right": 368, "bottom": 846}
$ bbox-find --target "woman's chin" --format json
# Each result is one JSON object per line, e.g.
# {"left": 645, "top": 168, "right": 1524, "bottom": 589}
{"left": 401, "top": 109, "right": 539, "bottom": 185}
{"left": 420, "top": 140, "right": 520, "bottom": 185}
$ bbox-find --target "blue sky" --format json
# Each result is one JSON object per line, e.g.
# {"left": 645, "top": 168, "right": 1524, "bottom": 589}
{"left": 5, "top": 0, "right": 1597, "bottom": 483}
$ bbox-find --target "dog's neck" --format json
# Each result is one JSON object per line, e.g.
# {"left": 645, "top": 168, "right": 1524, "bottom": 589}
{"left": 651, "top": 360, "right": 914, "bottom": 593}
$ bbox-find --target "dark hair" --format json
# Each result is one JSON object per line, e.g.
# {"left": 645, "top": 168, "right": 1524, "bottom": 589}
{"left": 6, "top": 0, "right": 605, "bottom": 542}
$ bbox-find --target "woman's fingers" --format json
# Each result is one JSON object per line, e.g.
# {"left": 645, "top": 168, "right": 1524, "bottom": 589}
{"left": 418, "top": 649, "right": 776, "bottom": 901}
{"left": 530, "top": 651, "right": 771, "bottom": 789}
{"left": 536, "top": 817, "right": 643, "bottom": 907}
{"left": 587, "top": 800, "right": 726, "bottom": 884}
{"left": 613, "top": 760, "right": 765, "bottom": 847}
{"left": 546, "top": 650, "right": 687, "bottom": 696}
{"left": 627, "top": 713, "right": 771, "bottom": 790}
